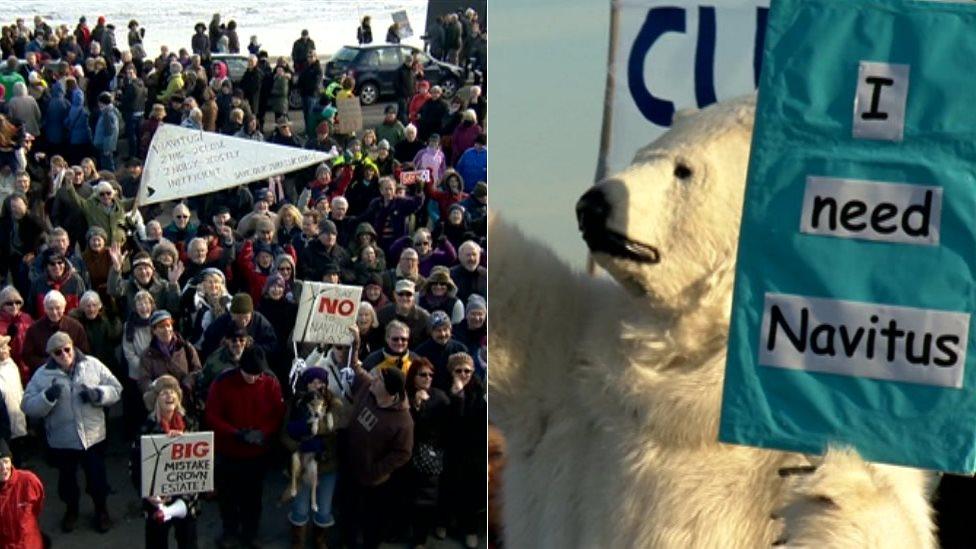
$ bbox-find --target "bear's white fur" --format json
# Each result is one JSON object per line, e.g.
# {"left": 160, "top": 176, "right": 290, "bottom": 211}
{"left": 488, "top": 96, "right": 935, "bottom": 548}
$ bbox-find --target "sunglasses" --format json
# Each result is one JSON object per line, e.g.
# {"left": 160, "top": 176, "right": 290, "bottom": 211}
{"left": 231, "top": 336, "right": 248, "bottom": 343}
{"left": 53, "top": 347, "right": 72, "bottom": 356}
{"left": 390, "top": 337, "right": 409, "bottom": 343}
{"left": 175, "top": 215, "right": 189, "bottom": 219}
{"left": 396, "top": 292, "right": 413, "bottom": 297}
{"left": 416, "top": 372, "right": 433, "bottom": 378}
{"left": 3, "top": 300, "right": 23, "bottom": 307}
{"left": 99, "top": 191, "right": 112, "bottom": 196}
{"left": 454, "top": 368, "right": 474, "bottom": 374}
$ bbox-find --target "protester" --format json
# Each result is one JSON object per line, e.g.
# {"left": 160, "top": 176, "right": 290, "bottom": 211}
{"left": 0, "top": 286, "right": 33, "bottom": 384}
{"left": 0, "top": 438, "right": 45, "bottom": 548}
{"left": 206, "top": 347, "right": 284, "bottom": 548}
{"left": 22, "top": 290, "right": 90, "bottom": 374}
{"left": 281, "top": 366, "right": 342, "bottom": 547}
{"left": 22, "top": 331, "right": 122, "bottom": 533}
{"left": 0, "top": 335, "right": 28, "bottom": 462}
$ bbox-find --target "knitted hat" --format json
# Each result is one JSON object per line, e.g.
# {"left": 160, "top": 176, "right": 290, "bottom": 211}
{"left": 429, "top": 310, "right": 451, "bottom": 330}
{"left": 0, "top": 335, "right": 11, "bottom": 348}
{"left": 466, "top": 294, "right": 487, "bottom": 314}
{"left": 299, "top": 367, "right": 329, "bottom": 388}
{"left": 394, "top": 279, "right": 415, "bottom": 295}
{"left": 86, "top": 226, "right": 108, "bottom": 243}
{"left": 239, "top": 347, "right": 266, "bottom": 375}
{"left": 230, "top": 293, "right": 253, "bottom": 314}
{"left": 253, "top": 241, "right": 274, "bottom": 258}
{"left": 142, "top": 374, "right": 182, "bottom": 412}
{"left": 41, "top": 248, "right": 66, "bottom": 266}
{"left": 377, "top": 139, "right": 391, "bottom": 151}
{"left": 318, "top": 219, "right": 337, "bottom": 234}
{"left": 0, "top": 438, "right": 10, "bottom": 459}
{"left": 46, "top": 331, "right": 73, "bottom": 354}
{"left": 323, "top": 262, "right": 341, "bottom": 276}
{"left": 198, "top": 267, "right": 225, "bottom": 284}
{"left": 263, "top": 273, "right": 286, "bottom": 296}
{"left": 380, "top": 367, "right": 405, "bottom": 399}
{"left": 365, "top": 273, "right": 383, "bottom": 288}
{"left": 384, "top": 104, "right": 397, "bottom": 115}
{"left": 150, "top": 310, "right": 172, "bottom": 327}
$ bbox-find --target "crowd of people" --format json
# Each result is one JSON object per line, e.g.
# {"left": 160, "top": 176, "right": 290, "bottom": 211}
{"left": 0, "top": 9, "right": 488, "bottom": 549}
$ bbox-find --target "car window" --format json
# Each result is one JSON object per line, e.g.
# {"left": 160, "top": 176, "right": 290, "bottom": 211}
{"left": 362, "top": 50, "right": 379, "bottom": 68}
{"left": 378, "top": 47, "right": 400, "bottom": 68}
{"left": 333, "top": 47, "right": 359, "bottom": 62}
{"left": 399, "top": 47, "right": 416, "bottom": 63}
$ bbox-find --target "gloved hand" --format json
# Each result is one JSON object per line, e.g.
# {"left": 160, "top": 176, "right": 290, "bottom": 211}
{"left": 79, "top": 386, "right": 101, "bottom": 404}
{"left": 44, "top": 381, "right": 63, "bottom": 402}
{"left": 7, "top": 322, "right": 18, "bottom": 337}
{"left": 299, "top": 437, "right": 324, "bottom": 454}
{"left": 243, "top": 429, "right": 265, "bottom": 446}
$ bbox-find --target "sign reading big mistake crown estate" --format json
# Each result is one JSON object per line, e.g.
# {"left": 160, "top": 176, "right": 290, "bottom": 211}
{"left": 720, "top": 0, "right": 976, "bottom": 473}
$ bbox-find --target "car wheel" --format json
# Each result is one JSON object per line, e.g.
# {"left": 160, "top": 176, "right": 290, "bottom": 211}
{"left": 359, "top": 82, "right": 379, "bottom": 105}
{"left": 288, "top": 89, "right": 302, "bottom": 111}
{"left": 440, "top": 77, "right": 459, "bottom": 98}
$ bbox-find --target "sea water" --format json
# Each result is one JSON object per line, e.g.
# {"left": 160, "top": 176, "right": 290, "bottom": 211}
{"left": 0, "top": 0, "right": 428, "bottom": 59}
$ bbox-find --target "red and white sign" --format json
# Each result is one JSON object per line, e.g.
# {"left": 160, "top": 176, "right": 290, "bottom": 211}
{"left": 294, "top": 282, "right": 363, "bottom": 344}
{"left": 399, "top": 169, "right": 431, "bottom": 186}
{"left": 140, "top": 431, "right": 215, "bottom": 497}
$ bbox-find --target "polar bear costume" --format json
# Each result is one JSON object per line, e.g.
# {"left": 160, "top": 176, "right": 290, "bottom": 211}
{"left": 488, "top": 96, "right": 935, "bottom": 548}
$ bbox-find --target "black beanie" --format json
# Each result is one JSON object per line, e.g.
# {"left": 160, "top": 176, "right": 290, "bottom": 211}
{"left": 0, "top": 438, "right": 11, "bottom": 459}
{"left": 239, "top": 347, "right": 266, "bottom": 375}
{"left": 380, "top": 367, "right": 405, "bottom": 399}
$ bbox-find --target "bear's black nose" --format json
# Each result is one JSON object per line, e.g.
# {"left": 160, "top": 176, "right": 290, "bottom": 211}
{"left": 576, "top": 187, "right": 611, "bottom": 234}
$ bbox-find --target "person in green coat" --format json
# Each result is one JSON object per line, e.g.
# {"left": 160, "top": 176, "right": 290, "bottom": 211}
{"left": 61, "top": 180, "right": 136, "bottom": 246}
{"left": 268, "top": 65, "right": 290, "bottom": 120}
{"left": 69, "top": 291, "right": 122, "bottom": 375}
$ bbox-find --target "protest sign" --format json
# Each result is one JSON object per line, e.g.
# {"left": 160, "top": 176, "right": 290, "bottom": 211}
{"left": 336, "top": 96, "right": 364, "bottom": 135}
{"left": 140, "top": 431, "right": 214, "bottom": 497}
{"left": 137, "top": 124, "right": 335, "bottom": 206}
{"left": 602, "top": 0, "right": 768, "bottom": 177}
{"left": 399, "top": 169, "right": 431, "bottom": 186}
{"left": 294, "top": 282, "right": 363, "bottom": 344}
{"left": 720, "top": 0, "right": 976, "bottom": 473}
{"left": 393, "top": 10, "right": 413, "bottom": 39}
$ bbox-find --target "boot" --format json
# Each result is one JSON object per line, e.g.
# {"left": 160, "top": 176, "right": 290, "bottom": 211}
{"left": 312, "top": 526, "right": 328, "bottom": 549}
{"left": 291, "top": 524, "right": 307, "bottom": 549}
{"left": 60, "top": 503, "right": 79, "bottom": 533}
{"left": 93, "top": 503, "right": 113, "bottom": 533}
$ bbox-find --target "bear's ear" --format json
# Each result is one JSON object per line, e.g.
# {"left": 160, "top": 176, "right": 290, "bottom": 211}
{"left": 672, "top": 107, "right": 699, "bottom": 126}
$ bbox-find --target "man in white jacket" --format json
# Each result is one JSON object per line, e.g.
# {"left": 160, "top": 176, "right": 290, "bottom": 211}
{"left": 21, "top": 331, "right": 122, "bottom": 534}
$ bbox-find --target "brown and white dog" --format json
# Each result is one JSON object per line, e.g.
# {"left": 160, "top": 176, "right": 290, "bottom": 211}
{"left": 282, "top": 389, "right": 334, "bottom": 511}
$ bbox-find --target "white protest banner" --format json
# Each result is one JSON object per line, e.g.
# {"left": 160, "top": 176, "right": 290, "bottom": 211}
{"left": 393, "top": 10, "right": 413, "bottom": 39}
{"left": 294, "top": 282, "right": 363, "bottom": 344}
{"left": 336, "top": 96, "right": 364, "bottom": 135}
{"left": 137, "top": 124, "right": 335, "bottom": 206}
{"left": 140, "top": 431, "right": 214, "bottom": 498}
{"left": 399, "top": 169, "right": 431, "bottom": 186}
{"left": 603, "top": 0, "right": 768, "bottom": 177}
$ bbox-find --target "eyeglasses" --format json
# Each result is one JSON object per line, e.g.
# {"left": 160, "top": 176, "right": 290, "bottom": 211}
{"left": 230, "top": 336, "right": 248, "bottom": 343}
{"left": 2, "top": 300, "right": 23, "bottom": 307}
{"left": 416, "top": 372, "right": 433, "bottom": 378}
{"left": 396, "top": 292, "right": 413, "bottom": 297}
{"left": 175, "top": 215, "right": 189, "bottom": 219}
{"left": 53, "top": 347, "right": 72, "bottom": 356}
{"left": 454, "top": 368, "right": 474, "bottom": 374}
{"left": 390, "top": 337, "right": 409, "bottom": 343}
{"left": 416, "top": 240, "right": 431, "bottom": 246}
{"left": 99, "top": 191, "right": 112, "bottom": 197}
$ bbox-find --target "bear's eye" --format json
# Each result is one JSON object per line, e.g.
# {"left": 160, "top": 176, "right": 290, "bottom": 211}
{"left": 674, "top": 163, "right": 693, "bottom": 180}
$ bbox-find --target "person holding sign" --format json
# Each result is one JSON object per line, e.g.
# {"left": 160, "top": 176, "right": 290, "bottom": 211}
{"left": 21, "top": 331, "right": 122, "bottom": 533}
{"left": 130, "top": 375, "right": 201, "bottom": 549}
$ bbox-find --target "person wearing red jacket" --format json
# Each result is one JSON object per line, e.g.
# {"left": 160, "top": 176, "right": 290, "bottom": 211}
{"left": 0, "top": 286, "right": 33, "bottom": 384}
{"left": 0, "top": 438, "right": 45, "bottom": 549}
{"left": 205, "top": 347, "right": 285, "bottom": 549}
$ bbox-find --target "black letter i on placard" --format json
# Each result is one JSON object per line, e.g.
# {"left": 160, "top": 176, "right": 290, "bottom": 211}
{"left": 861, "top": 76, "right": 894, "bottom": 120}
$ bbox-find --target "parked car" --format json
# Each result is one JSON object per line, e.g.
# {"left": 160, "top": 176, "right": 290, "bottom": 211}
{"left": 324, "top": 44, "right": 464, "bottom": 105}
{"left": 210, "top": 53, "right": 301, "bottom": 110}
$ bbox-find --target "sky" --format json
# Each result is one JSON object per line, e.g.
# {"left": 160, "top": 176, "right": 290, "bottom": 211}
{"left": 491, "top": 0, "right": 611, "bottom": 270}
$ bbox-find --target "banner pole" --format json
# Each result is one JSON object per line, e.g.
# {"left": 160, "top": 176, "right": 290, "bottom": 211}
{"left": 589, "top": 0, "right": 621, "bottom": 276}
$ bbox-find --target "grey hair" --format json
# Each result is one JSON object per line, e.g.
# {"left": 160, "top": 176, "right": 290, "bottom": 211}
{"left": 79, "top": 290, "right": 102, "bottom": 308}
{"left": 44, "top": 290, "right": 66, "bottom": 307}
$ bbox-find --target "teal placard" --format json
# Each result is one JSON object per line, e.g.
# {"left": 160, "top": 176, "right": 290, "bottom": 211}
{"left": 720, "top": 0, "right": 976, "bottom": 473}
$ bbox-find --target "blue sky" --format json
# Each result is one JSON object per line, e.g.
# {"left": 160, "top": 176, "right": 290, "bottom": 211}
{"left": 491, "top": 0, "right": 611, "bottom": 270}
